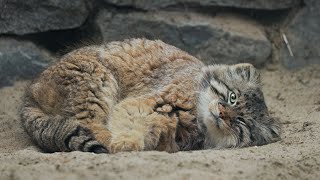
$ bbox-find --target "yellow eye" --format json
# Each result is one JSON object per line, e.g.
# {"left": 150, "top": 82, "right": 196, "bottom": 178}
{"left": 228, "top": 92, "right": 237, "bottom": 105}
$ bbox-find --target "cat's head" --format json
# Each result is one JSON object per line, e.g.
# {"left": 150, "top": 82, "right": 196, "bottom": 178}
{"left": 197, "top": 63, "right": 280, "bottom": 149}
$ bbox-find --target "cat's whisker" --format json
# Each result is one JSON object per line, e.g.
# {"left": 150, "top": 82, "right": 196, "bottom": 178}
{"left": 236, "top": 119, "right": 247, "bottom": 127}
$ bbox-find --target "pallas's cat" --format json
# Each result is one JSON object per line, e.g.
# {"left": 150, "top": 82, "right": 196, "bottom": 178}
{"left": 21, "top": 39, "right": 280, "bottom": 153}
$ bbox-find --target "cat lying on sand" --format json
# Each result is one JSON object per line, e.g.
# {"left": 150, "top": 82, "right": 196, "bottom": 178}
{"left": 21, "top": 39, "right": 280, "bottom": 153}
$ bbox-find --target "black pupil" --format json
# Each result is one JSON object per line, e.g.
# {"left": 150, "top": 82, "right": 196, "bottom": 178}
{"left": 230, "top": 93, "right": 236, "bottom": 102}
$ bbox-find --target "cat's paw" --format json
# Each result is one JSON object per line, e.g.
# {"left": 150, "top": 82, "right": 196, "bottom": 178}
{"left": 109, "top": 136, "right": 143, "bottom": 153}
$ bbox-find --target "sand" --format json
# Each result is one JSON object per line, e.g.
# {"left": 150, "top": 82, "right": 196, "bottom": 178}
{"left": 0, "top": 65, "right": 319, "bottom": 180}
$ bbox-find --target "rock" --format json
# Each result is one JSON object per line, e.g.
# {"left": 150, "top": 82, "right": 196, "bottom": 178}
{"left": 0, "top": 38, "right": 55, "bottom": 87}
{"left": 96, "top": 10, "right": 271, "bottom": 66}
{"left": 280, "top": 0, "right": 320, "bottom": 69}
{"left": 103, "top": 0, "right": 299, "bottom": 10}
{"left": 0, "top": 0, "right": 90, "bottom": 35}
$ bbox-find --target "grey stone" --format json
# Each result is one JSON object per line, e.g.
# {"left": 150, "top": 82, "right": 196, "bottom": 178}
{"left": 0, "top": 38, "right": 55, "bottom": 87}
{"left": 0, "top": 0, "right": 90, "bottom": 35}
{"left": 280, "top": 0, "right": 320, "bottom": 69}
{"left": 103, "top": 0, "right": 299, "bottom": 10}
{"left": 96, "top": 10, "right": 271, "bottom": 66}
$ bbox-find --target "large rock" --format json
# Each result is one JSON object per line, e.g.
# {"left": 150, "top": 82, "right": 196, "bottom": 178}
{"left": 280, "top": 0, "right": 320, "bottom": 69}
{"left": 0, "top": 38, "right": 55, "bottom": 87}
{"left": 96, "top": 10, "right": 271, "bottom": 66}
{"left": 103, "top": 0, "right": 299, "bottom": 10}
{"left": 0, "top": 0, "right": 90, "bottom": 35}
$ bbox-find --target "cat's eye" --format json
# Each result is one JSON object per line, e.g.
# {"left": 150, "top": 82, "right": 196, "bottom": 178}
{"left": 228, "top": 92, "right": 237, "bottom": 105}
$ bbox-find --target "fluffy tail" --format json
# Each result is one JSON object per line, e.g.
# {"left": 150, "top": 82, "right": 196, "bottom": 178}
{"left": 21, "top": 92, "right": 108, "bottom": 153}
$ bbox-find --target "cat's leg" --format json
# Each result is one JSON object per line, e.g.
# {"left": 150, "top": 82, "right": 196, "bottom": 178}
{"left": 21, "top": 55, "right": 118, "bottom": 153}
{"left": 108, "top": 97, "right": 179, "bottom": 153}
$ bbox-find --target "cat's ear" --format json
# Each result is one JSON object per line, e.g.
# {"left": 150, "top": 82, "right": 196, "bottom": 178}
{"left": 232, "top": 63, "right": 260, "bottom": 83}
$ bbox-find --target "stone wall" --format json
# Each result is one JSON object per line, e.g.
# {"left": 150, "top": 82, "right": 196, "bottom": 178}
{"left": 0, "top": 0, "right": 319, "bottom": 87}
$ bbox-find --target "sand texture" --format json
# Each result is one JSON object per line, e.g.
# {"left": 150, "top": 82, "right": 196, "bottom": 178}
{"left": 0, "top": 65, "right": 319, "bottom": 180}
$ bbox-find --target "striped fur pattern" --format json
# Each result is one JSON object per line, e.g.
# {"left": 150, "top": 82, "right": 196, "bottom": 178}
{"left": 197, "top": 64, "right": 281, "bottom": 149}
{"left": 21, "top": 38, "right": 280, "bottom": 153}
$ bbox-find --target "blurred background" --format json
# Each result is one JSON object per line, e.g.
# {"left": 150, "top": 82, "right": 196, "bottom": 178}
{"left": 0, "top": 0, "right": 319, "bottom": 86}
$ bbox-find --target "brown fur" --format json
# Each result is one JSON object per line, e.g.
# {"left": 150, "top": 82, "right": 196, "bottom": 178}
{"left": 21, "top": 39, "right": 204, "bottom": 153}
{"left": 21, "top": 38, "right": 280, "bottom": 153}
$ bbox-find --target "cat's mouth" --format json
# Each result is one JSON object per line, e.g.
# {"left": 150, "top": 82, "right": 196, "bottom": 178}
{"left": 210, "top": 112, "right": 224, "bottom": 129}
{"left": 210, "top": 111, "right": 247, "bottom": 131}
{"left": 211, "top": 115, "right": 248, "bottom": 129}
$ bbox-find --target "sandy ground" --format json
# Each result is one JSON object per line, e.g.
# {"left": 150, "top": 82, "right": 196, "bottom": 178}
{"left": 0, "top": 65, "right": 319, "bottom": 180}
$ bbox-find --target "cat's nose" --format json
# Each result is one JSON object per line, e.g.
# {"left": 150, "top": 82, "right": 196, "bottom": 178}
{"left": 218, "top": 103, "right": 236, "bottom": 126}
{"left": 217, "top": 101, "right": 227, "bottom": 111}
{"left": 218, "top": 103, "right": 227, "bottom": 119}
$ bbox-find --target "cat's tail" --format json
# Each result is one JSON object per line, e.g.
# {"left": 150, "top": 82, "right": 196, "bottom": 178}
{"left": 21, "top": 92, "right": 108, "bottom": 153}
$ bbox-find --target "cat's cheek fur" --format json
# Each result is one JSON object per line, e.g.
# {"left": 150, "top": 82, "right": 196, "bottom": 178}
{"left": 198, "top": 89, "right": 237, "bottom": 149}
{"left": 204, "top": 121, "right": 238, "bottom": 149}
{"left": 198, "top": 108, "right": 239, "bottom": 149}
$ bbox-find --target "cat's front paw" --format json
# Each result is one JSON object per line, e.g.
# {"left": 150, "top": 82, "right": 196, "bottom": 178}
{"left": 109, "top": 136, "right": 143, "bottom": 153}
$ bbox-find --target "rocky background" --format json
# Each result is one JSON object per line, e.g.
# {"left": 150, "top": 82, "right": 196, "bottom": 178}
{"left": 0, "top": 0, "right": 319, "bottom": 87}
{"left": 1, "top": 1, "right": 320, "bottom": 180}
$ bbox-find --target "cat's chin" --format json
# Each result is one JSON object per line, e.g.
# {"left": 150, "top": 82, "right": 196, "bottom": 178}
{"left": 203, "top": 134, "right": 239, "bottom": 149}
{"left": 201, "top": 118, "right": 239, "bottom": 149}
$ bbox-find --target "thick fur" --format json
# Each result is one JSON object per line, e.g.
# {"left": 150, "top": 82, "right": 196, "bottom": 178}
{"left": 21, "top": 39, "right": 280, "bottom": 153}
{"left": 197, "top": 64, "right": 281, "bottom": 149}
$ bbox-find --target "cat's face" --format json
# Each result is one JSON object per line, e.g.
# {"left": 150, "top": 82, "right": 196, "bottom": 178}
{"left": 197, "top": 63, "right": 280, "bottom": 149}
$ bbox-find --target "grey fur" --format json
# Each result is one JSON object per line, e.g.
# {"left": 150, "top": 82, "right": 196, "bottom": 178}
{"left": 197, "top": 63, "right": 281, "bottom": 149}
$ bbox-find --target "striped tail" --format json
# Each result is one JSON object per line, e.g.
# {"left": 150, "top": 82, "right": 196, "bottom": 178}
{"left": 21, "top": 97, "right": 108, "bottom": 153}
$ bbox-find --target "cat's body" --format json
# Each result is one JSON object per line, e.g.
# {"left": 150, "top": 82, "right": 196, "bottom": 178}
{"left": 21, "top": 39, "right": 280, "bottom": 153}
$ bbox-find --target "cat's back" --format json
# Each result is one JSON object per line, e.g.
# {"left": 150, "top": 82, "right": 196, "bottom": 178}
{"left": 59, "top": 38, "right": 204, "bottom": 96}
{"left": 32, "top": 38, "right": 204, "bottom": 103}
